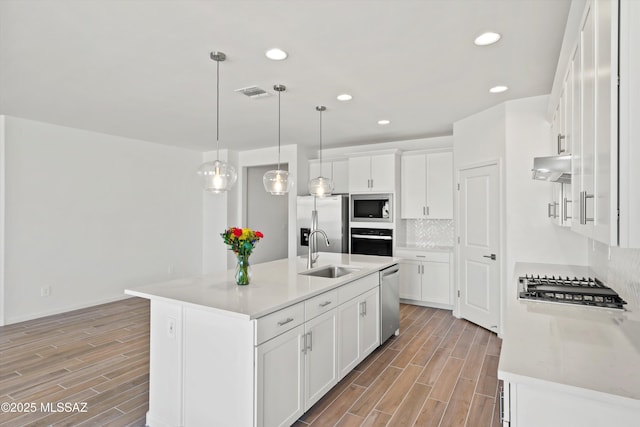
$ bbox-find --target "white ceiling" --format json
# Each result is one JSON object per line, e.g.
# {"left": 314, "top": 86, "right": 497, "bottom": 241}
{"left": 0, "top": 0, "right": 571, "bottom": 152}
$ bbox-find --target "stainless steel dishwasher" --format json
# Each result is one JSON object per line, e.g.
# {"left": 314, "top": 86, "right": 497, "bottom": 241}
{"left": 380, "top": 264, "right": 400, "bottom": 343}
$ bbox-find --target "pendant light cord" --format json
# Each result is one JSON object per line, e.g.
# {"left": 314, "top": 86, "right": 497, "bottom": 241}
{"left": 319, "top": 109, "right": 323, "bottom": 168}
{"left": 277, "top": 88, "right": 281, "bottom": 170}
{"left": 216, "top": 57, "right": 220, "bottom": 161}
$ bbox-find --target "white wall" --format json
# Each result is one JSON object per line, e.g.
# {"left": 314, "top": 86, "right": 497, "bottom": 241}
{"left": 2, "top": 116, "right": 203, "bottom": 324}
{"left": 504, "top": 96, "right": 588, "bottom": 280}
{"left": 201, "top": 149, "right": 231, "bottom": 274}
{"left": 246, "top": 164, "right": 288, "bottom": 264}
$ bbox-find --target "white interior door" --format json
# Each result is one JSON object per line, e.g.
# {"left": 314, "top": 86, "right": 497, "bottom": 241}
{"left": 458, "top": 163, "right": 500, "bottom": 332}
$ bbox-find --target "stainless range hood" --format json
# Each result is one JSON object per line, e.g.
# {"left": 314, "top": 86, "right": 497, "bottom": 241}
{"left": 531, "top": 155, "right": 572, "bottom": 183}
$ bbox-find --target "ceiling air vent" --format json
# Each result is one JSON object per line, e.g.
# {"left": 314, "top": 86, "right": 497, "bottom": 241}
{"left": 235, "top": 86, "right": 271, "bottom": 99}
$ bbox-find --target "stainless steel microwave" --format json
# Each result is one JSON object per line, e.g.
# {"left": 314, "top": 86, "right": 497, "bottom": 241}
{"left": 351, "top": 194, "right": 392, "bottom": 222}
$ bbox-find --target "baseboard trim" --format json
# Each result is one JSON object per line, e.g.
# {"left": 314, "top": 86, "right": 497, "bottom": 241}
{"left": 4, "top": 294, "right": 132, "bottom": 325}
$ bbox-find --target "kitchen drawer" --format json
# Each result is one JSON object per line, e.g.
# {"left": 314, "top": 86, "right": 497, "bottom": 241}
{"left": 395, "top": 249, "right": 450, "bottom": 263}
{"left": 305, "top": 289, "right": 338, "bottom": 321}
{"left": 255, "top": 302, "right": 304, "bottom": 345}
{"left": 338, "top": 273, "right": 379, "bottom": 305}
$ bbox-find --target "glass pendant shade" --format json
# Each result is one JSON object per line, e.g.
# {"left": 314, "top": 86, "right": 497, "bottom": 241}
{"left": 308, "top": 176, "right": 334, "bottom": 197}
{"left": 198, "top": 159, "right": 238, "bottom": 193}
{"left": 263, "top": 169, "right": 293, "bottom": 195}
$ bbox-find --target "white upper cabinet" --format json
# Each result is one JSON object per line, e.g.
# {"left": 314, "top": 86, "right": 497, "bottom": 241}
{"left": 619, "top": 0, "right": 640, "bottom": 247}
{"left": 401, "top": 151, "right": 453, "bottom": 219}
{"left": 308, "top": 159, "right": 349, "bottom": 194}
{"left": 560, "top": 0, "right": 630, "bottom": 246}
{"left": 348, "top": 153, "right": 396, "bottom": 193}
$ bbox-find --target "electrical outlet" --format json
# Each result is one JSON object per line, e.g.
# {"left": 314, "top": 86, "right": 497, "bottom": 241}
{"left": 167, "top": 317, "right": 176, "bottom": 339}
{"left": 41, "top": 286, "right": 51, "bottom": 297}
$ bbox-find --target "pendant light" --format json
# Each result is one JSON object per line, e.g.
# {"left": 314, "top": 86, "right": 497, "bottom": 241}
{"left": 308, "top": 106, "right": 334, "bottom": 197}
{"left": 263, "top": 84, "right": 293, "bottom": 195}
{"left": 197, "top": 51, "right": 237, "bottom": 193}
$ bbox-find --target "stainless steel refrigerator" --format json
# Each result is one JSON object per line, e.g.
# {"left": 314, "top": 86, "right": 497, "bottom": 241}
{"left": 297, "top": 195, "right": 349, "bottom": 255}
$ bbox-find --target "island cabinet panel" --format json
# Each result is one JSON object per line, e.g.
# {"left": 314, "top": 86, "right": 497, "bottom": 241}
{"left": 256, "top": 325, "right": 305, "bottom": 427}
{"left": 304, "top": 308, "right": 339, "bottom": 408}
{"left": 337, "top": 287, "right": 380, "bottom": 378}
{"left": 182, "top": 306, "right": 255, "bottom": 427}
{"left": 147, "top": 301, "right": 184, "bottom": 427}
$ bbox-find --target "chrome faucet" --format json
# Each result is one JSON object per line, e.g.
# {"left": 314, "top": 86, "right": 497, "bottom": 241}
{"left": 307, "top": 229, "right": 330, "bottom": 269}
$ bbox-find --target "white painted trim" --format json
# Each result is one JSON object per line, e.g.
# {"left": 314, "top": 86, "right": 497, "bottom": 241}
{"left": 0, "top": 115, "right": 5, "bottom": 326}
{"left": 4, "top": 294, "right": 132, "bottom": 325}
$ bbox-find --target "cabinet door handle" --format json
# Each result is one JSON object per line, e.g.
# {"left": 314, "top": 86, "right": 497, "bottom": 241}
{"left": 307, "top": 332, "right": 313, "bottom": 352}
{"left": 547, "top": 202, "right": 554, "bottom": 218}
{"left": 553, "top": 202, "right": 559, "bottom": 219}
{"left": 557, "top": 134, "right": 566, "bottom": 154}
{"left": 363, "top": 301, "right": 367, "bottom": 316}
{"left": 302, "top": 332, "right": 307, "bottom": 354}
{"left": 319, "top": 301, "right": 332, "bottom": 307}
{"left": 563, "top": 197, "right": 572, "bottom": 221}
{"left": 580, "top": 191, "right": 594, "bottom": 224}
{"left": 277, "top": 317, "right": 294, "bottom": 326}
{"left": 426, "top": 206, "right": 430, "bottom": 216}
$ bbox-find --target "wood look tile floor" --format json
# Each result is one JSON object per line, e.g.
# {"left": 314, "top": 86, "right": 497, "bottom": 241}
{"left": 296, "top": 304, "right": 503, "bottom": 427}
{"left": 0, "top": 299, "right": 502, "bottom": 427}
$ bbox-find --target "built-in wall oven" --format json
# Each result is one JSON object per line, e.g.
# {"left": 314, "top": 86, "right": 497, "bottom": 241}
{"left": 350, "top": 228, "right": 393, "bottom": 256}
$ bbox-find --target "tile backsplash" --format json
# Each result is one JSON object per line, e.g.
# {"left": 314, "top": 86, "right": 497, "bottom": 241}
{"left": 590, "top": 240, "right": 640, "bottom": 310}
{"left": 405, "top": 219, "right": 455, "bottom": 247}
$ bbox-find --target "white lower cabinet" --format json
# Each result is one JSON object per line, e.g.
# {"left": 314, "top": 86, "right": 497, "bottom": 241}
{"left": 501, "top": 381, "right": 640, "bottom": 427}
{"left": 256, "top": 325, "right": 305, "bottom": 427}
{"left": 397, "top": 250, "right": 452, "bottom": 308}
{"left": 337, "top": 287, "right": 380, "bottom": 378}
{"left": 304, "top": 308, "right": 338, "bottom": 408}
{"left": 257, "top": 273, "right": 380, "bottom": 427}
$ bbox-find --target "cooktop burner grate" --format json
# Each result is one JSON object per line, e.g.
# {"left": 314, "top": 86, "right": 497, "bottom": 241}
{"left": 518, "top": 274, "right": 627, "bottom": 309}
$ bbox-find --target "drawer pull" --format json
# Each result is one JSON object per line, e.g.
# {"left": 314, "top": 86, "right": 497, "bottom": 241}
{"left": 277, "top": 317, "right": 294, "bottom": 326}
{"left": 319, "top": 301, "right": 332, "bottom": 307}
{"left": 416, "top": 255, "right": 426, "bottom": 258}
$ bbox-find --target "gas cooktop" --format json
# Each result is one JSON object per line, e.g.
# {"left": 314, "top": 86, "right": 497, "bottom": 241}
{"left": 519, "top": 274, "right": 627, "bottom": 310}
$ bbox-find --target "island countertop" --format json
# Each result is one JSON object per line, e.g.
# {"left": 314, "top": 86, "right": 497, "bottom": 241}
{"left": 125, "top": 252, "right": 398, "bottom": 320}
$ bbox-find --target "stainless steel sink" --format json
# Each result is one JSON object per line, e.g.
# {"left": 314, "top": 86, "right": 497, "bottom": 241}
{"left": 299, "top": 265, "right": 361, "bottom": 278}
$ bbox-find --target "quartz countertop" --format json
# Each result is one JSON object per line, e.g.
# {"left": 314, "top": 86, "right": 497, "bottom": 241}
{"left": 125, "top": 253, "right": 398, "bottom": 320}
{"left": 498, "top": 262, "right": 640, "bottom": 407}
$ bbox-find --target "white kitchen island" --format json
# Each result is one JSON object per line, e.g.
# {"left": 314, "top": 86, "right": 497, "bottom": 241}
{"left": 125, "top": 253, "right": 398, "bottom": 427}
{"left": 498, "top": 263, "right": 640, "bottom": 426}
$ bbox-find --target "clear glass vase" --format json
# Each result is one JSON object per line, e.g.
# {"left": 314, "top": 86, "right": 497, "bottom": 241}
{"left": 235, "top": 253, "right": 251, "bottom": 285}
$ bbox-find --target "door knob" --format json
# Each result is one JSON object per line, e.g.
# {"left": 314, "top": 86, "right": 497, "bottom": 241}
{"left": 483, "top": 254, "right": 497, "bottom": 260}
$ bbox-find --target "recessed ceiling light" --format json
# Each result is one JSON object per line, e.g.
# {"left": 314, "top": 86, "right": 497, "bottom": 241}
{"left": 489, "top": 85, "right": 509, "bottom": 93}
{"left": 265, "top": 48, "right": 288, "bottom": 61}
{"left": 474, "top": 32, "right": 501, "bottom": 46}
{"left": 378, "top": 119, "right": 391, "bottom": 125}
{"left": 337, "top": 94, "right": 353, "bottom": 101}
